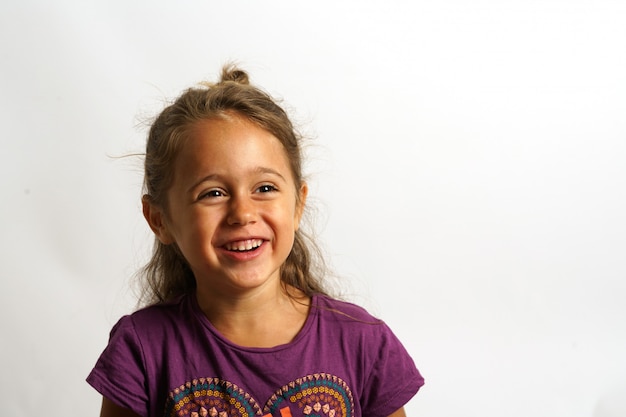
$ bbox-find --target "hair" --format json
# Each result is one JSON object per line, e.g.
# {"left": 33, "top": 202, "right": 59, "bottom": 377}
{"left": 138, "top": 64, "right": 330, "bottom": 306}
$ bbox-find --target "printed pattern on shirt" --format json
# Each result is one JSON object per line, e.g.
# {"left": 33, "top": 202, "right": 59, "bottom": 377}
{"left": 165, "top": 377, "right": 262, "bottom": 417}
{"left": 164, "top": 373, "right": 355, "bottom": 417}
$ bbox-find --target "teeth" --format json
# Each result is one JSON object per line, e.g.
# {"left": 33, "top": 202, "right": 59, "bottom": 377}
{"left": 225, "top": 239, "right": 263, "bottom": 252}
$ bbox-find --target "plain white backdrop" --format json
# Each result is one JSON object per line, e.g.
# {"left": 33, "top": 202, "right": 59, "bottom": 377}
{"left": 1, "top": 1, "right": 625, "bottom": 416}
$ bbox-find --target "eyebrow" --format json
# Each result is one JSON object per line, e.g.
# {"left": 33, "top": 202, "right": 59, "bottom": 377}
{"left": 253, "top": 166, "right": 287, "bottom": 181}
{"left": 187, "top": 167, "right": 288, "bottom": 193}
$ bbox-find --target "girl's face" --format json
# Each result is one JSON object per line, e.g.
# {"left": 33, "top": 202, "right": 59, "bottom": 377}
{"left": 146, "top": 115, "right": 307, "bottom": 297}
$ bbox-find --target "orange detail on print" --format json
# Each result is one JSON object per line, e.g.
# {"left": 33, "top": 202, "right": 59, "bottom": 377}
{"left": 262, "top": 407, "right": 293, "bottom": 417}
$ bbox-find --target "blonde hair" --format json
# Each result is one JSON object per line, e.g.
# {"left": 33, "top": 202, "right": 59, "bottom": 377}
{"left": 139, "top": 65, "right": 328, "bottom": 305}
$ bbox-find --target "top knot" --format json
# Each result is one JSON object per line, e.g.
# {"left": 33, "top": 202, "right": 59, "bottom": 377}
{"left": 220, "top": 64, "right": 249, "bottom": 85}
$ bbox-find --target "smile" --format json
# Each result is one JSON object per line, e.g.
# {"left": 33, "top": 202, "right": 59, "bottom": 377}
{"left": 223, "top": 239, "right": 264, "bottom": 252}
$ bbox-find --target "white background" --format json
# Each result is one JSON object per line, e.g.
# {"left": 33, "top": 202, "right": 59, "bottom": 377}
{"left": 1, "top": 1, "right": 625, "bottom": 416}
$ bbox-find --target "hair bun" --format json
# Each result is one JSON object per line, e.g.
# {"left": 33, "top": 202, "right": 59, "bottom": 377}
{"left": 220, "top": 64, "right": 250, "bottom": 85}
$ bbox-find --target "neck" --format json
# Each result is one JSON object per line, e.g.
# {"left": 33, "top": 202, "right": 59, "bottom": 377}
{"left": 196, "top": 283, "right": 311, "bottom": 348}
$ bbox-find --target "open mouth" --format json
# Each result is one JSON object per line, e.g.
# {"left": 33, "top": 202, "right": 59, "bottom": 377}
{"left": 223, "top": 239, "right": 264, "bottom": 252}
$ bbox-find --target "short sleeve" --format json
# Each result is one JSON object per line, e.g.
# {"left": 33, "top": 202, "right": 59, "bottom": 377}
{"left": 360, "top": 323, "right": 424, "bottom": 417}
{"left": 87, "top": 315, "right": 149, "bottom": 417}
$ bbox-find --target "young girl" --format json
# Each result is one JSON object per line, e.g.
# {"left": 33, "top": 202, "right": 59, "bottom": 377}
{"left": 88, "top": 65, "right": 424, "bottom": 417}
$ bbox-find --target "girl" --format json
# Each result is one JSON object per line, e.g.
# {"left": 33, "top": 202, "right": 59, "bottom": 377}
{"left": 88, "top": 65, "right": 424, "bottom": 417}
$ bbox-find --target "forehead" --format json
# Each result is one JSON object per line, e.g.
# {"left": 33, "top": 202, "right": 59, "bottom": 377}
{"left": 172, "top": 115, "right": 295, "bottom": 183}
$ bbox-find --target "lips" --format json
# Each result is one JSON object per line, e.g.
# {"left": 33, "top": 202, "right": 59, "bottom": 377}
{"left": 223, "top": 239, "right": 264, "bottom": 252}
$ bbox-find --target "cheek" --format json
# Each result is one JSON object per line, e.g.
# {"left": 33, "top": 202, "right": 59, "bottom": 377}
{"left": 171, "top": 208, "right": 218, "bottom": 243}
{"left": 269, "top": 205, "right": 299, "bottom": 235}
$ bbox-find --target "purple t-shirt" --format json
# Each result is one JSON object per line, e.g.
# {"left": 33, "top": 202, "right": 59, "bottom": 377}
{"left": 87, "top": 293, "right": 424, "bottom": 417}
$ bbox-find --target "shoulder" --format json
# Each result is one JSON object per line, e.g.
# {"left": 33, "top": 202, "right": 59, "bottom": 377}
{"left": 111, "top": 295, "right": 192, "bottom": 339}
{"left": 312, "top": 294, "right": 392, "bottom": 341}
{"left": 312, "top": 297, "right": 425, "bottom": 415}
{"left": 312, "top": 294, "right": 416, "bottom": 356}
{"left": 314, "top": 294, "right": 382, "bottom": 323}
{"left": 87, "top": 300, "right": 192, "bottom": 417}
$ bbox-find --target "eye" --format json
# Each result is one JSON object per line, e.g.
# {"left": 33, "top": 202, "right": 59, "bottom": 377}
{"left": 199, "top": 189, "right": 225, "bottom": 199}
{"left": 257, "top": 184, "right": 278, "bottom": 193}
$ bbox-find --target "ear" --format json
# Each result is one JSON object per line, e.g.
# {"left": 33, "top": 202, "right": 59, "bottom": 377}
{"left": 294, "top": 182, "right": 308, "bottom": 231}
{"left": 142, "top": 195, "right": 175, "bottom": 244}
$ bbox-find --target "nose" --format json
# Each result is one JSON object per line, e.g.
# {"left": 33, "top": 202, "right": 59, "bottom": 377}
{"left": 226, "top": 195, "right": 257, "bottom": 226}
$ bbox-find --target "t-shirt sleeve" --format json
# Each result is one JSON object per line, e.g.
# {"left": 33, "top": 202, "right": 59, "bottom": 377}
{"left": 86, "top": 315, "right": 149, "bottom": 417}
{"left": 360, "top": 323, "right": 424, "bottom": 417}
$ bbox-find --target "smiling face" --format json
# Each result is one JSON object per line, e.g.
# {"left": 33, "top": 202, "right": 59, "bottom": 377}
{"left": 144, "top": 114, "right": 307, "bottom": 298}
